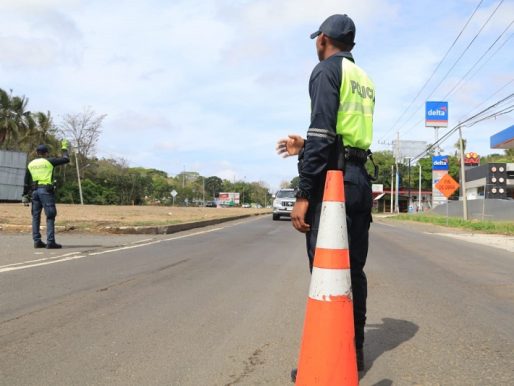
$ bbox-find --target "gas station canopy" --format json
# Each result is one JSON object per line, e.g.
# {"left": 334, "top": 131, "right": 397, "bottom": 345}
{"left": 490, "top": 124, "right": 514, "bottom": 149}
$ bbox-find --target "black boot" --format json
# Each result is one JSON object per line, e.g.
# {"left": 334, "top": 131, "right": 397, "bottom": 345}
{"left": 356, "top": 347, "right": 364, "bottom": 371}
{"left": 46, "top": 242, "right": 62, "bottom": 249}
{"left": 34, "top": 240, "right": 47, "bottom": 248}
{"left": 290, "top": 368, "right": 297, "bottom": 383}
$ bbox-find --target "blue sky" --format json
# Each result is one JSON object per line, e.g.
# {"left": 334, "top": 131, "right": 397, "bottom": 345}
{"left": 1, "top": 0, "right": 513, "bottom": 191}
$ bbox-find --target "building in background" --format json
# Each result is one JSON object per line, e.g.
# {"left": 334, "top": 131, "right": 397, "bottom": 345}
{"left": 0, "top": 150, "right": 27, "bottom": 202}
{"left": 463, "top": 125, "right": 514, "bottom": 200}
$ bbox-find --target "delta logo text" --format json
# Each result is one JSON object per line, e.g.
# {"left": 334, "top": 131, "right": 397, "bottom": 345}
{"left": 425, "top": 101, "right": 449, "bottom": 127}
{"left": 432, "top": 155, "right": 449, "bottom": 170}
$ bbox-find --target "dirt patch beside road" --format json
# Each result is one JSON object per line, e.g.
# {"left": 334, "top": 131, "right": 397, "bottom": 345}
{"left": 0, "top": 203, "right": 270, "bottom": 233}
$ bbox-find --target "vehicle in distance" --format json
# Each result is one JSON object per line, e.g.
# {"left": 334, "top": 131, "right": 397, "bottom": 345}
{"left": 205, "top": 201, "right": 217, "bottom": 207}
{"left": 272, "top": 188, "right": 296, "bottom": 220}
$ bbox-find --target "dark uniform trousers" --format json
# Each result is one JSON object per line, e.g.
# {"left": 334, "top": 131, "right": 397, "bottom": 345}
{"left": 31, "top": 187, "right": 57, "bottom": 243}
{"left": 305, "top": 161, "right": 372, "bottom": 349}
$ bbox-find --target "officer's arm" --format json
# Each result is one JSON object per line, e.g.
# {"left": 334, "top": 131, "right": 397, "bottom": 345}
{"left": 23, "top": 168, "right": 32, "bottom": 196}
{"left": 48, "top": 149, "right": 70, "bottom": 167}
{"left": 298, "top": 68, "right": 340, "bottom": 199}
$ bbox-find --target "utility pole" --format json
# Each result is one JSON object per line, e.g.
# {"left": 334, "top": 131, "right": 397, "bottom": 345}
{"left": 202, "top": 176, "right": 205, "bottom": 205}
{"left": 458, "top": 126, "right": 468, "bottom": 220}
{"left": 74, "top": 147, "right": 84, "bottom": 205}
{"left": 395, "top": 131, "right": 400, "bottom": 213}
{"left": 418, "top": 163, "right": 422, "bottom": 212}
{"left": 407, "top": 157, "right": 412, "bottom": 211}
{"left": 390, "top": 164, "right": 394, "bottom": 213}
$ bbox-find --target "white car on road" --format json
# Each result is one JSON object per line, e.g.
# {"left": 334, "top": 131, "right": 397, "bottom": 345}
{"left": 272, "top": 189, "right": 296, "bottom": 220}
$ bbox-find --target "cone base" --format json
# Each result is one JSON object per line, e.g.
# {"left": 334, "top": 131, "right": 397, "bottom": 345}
{"left": 296, "top": 297, "right": 358, "bottom": 385}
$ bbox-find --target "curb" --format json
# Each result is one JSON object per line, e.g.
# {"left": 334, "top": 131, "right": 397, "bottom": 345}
{"left": 1, "top": 213, "right": 268, "bottom": 235}
{"left": 101, "top": 214, "right": 260, "bottom": 235}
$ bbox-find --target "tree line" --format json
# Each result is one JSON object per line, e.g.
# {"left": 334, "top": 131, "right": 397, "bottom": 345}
{"left": 286, "top": 143, "right": 513, "bottom": 198}
{"left": 2, "top": 88, "right": 511, "bottom": 205}
{"left": 1, "top": 88, "right": 271, "bottom": 206}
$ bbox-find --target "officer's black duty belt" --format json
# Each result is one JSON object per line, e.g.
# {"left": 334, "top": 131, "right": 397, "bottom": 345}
{"left": 344, "top": 147, "right": 368, "bottom": 164}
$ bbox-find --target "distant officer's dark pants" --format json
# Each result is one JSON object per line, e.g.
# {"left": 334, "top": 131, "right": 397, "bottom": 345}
{"left": 31, "top": 187, "right": 57, "bottom": 243}
{"left": 305, "top": 162, "right": 372, "bottom": 349}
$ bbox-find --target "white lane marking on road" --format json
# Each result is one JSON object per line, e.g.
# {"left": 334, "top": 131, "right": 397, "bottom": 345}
{"left": 0, "top": 227, "right": 225, "bottom": 274}
{"left": 0, "top": 252, "right": 82, "bottom": 269}
{"left": 224, "top": 216, "right": 264, "bottom": 227}
{"left": 0, "top": 254, "right": 86, "bottom": 273}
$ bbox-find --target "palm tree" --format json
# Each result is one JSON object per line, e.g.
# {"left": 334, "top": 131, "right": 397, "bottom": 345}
{"left": 453, "top": 138, "right": 467, "bottom": 157}
{"left": 21, "top": 111, "right": 57, "bottom": 152}
{"left": 0, "top": 88, "right": 32, "bottom": 150}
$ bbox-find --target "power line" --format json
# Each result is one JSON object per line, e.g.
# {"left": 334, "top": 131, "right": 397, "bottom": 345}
{"left": 390, "top": 27, "right": 512, "bottom": 143}
{"left": 411, "top": 93, "right": 514, "bottom": 161}
{"left": 444, "top": 20, "right": 514, "bottom": 99}
{"left": 381, "top": 0, "right": 507, "bottom": 144}
{"left": 465, "top": 32, "right": 513, "bottom": 85}
{"left": 424, "top": 0, "right": 506, "bottom": 100}
{"left": 462, "top": 77, "right": 514, "bottom": 119}
{"left": 376, "top": 0, "right": 484, "bottom": 142}
{"left": 396, "top": 36, "right": 514, "bottom": 138}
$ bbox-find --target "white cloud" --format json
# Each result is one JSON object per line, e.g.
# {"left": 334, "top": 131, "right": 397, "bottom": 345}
{"left": 2, "top": 0, "right": 512, "bottom": 189}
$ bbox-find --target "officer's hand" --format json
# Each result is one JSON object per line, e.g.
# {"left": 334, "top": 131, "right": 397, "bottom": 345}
{"left": 61, "top": 139, "right": 69, "bottom": 150}
{"left": 291, "top": 198, "right": 310, "bottom": 233}
{"left": 276, "top": 135, "right": 305, "bottom": 157}
{"left": 22, "top": 195, "right": 30, "bottom": 206}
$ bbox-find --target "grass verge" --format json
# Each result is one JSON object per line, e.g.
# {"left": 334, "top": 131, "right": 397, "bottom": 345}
{"left": 388, "top": 214, "right": 514, "bottom": 235}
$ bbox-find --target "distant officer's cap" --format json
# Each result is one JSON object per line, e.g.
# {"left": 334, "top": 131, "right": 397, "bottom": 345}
{"left": 310, "top": 14, "right": 356, "bottom": 44}
{"left": 36, "top": 144, "right": 49, "bottom": 154}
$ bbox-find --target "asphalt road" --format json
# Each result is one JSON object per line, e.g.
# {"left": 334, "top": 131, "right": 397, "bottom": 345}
{"left": 0, "top": 217, "right": 513, "bottom": 385}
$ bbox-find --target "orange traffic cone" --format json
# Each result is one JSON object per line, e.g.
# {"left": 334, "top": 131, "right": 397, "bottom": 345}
{"left": 295, "top": 170, "right": 358, "bottom": 385}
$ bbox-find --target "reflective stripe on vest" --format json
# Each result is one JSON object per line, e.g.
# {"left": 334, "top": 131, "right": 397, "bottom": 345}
{"left": 28, "top": 158, "right": 54, "bottom": 185}
{"left": 336, "top": 57, "right": 375, "bottom": 149}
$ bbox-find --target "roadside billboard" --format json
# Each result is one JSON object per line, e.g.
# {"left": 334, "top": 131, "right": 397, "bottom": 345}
{"left": 218, "top": 192, "right": 240, "bottom": 206}
{"left": 464, "top": 152, "right": 480, "bottom": 167}
{"left": 425, "top": 101, "right": 448, "bottom": 127}
{"left": 432, "top": 155, "right": 449, "bottom": 207}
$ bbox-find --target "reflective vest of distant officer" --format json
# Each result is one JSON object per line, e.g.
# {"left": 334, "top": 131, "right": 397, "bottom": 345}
{"left": 23, "top": 140, "right": 70, "bottom": 249}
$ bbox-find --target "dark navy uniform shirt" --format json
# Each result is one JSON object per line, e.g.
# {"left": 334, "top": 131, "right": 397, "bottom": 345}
{"left": 299, "top": 51, "right": 356, "bottom": 199}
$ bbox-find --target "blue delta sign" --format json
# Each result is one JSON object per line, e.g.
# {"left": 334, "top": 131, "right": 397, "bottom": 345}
{"left": 432, "top": 155, "right": 449, "bottom": 170}
{"left": 426, "top": 101, "right": 448, "bottom": 127}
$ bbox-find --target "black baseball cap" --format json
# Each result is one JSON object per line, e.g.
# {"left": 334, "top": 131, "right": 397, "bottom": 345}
{"left": 36, "top": 144, "right": 49, "bottom": 154}
{"left": 310, "top": 14, "right": 356, "bottom": 44}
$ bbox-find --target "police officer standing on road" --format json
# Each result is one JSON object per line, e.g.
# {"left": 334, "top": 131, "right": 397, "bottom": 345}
{"left": 276, "top": 14, "right": 375, "bottom": 372}
{"left": 23, "top": 140, "right": 70, "bottom": 249}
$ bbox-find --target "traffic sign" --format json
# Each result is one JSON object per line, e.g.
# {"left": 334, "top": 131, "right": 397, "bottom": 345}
{"left": 435, "top": 173, "right": 459, "bottom": 198}
{"left": 171, "top": 190, "right": 177, "bottom": 197}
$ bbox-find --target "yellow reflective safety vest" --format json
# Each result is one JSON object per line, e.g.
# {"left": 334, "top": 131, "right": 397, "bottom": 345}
{"left": 336, "top": 57, "right": 375, "bottom": 150}
{"left": 28, "top": 158, "right": 54, "bottom": 185}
